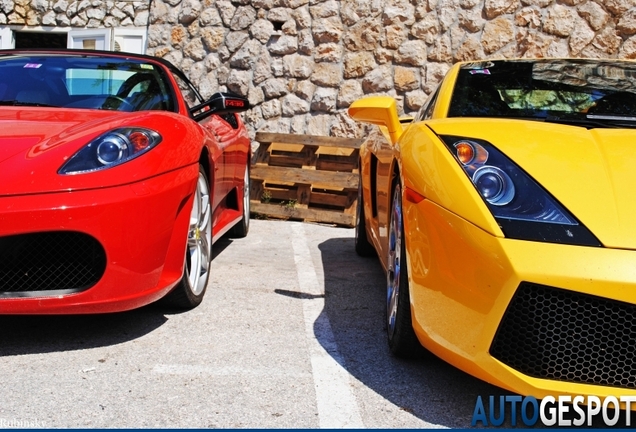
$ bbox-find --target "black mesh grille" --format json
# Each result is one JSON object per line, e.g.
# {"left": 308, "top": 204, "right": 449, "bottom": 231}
{"left": 0, "top": 231, "right": 106, "bottom": 295}
{"left": 490, "top": 282, "right": 636, "bottom": 390}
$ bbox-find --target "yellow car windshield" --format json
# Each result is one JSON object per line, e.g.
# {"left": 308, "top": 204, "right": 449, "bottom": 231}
{"left": 449, "top": 59, "right": 636, "bottom": 125}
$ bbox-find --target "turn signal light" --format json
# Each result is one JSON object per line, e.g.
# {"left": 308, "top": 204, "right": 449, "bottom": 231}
{"left": 129, "top": 131, "right": 151, "bottom": 152}
{"left": 455, "top": 141, "right": 475, "bottom": 165}
{"left": 404, "top": 187, "right": 425, "bottom": 204}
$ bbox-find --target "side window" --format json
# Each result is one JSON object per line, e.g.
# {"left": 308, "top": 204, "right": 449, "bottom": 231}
{"left": 170, "top": 72, "right": 202, "bottom": 110}
{"left": 418, "top": 84, "right": 441, "bottom": 121}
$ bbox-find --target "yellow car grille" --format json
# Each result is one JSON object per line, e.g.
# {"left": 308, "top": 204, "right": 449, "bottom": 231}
{"left": 490, "top": 282, "right": 636, "bottom": 390}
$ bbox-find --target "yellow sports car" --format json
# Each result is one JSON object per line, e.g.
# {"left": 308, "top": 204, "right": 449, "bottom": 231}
{"left": 349, "top": 58, "right": 636, "bottom": 401}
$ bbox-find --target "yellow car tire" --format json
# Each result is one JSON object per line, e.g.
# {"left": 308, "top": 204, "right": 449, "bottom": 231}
{"left": 386, "top": 183, "right": 425, "bottom": 357}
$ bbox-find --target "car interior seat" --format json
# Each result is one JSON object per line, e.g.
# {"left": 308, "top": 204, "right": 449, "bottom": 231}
{"left": 117, "top": 73, "right": 168, "bottom": 111}
{"left": 587, "top": 91, "right": 636, "bottom": 117}
{"left": 448, "top": 81, "right": 511, "bottom": 117}
{"left": 10, "top": 68, "right": 69, "bottom": 106}
{"left": 15, "top": 89, "right": 51, "bottom": 105}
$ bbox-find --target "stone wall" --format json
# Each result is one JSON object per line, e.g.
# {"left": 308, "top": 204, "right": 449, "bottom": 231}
{"left": 146, "top": 0, "right": 636, "bottom": 139}
{"left": 3, "top": 0, "right": 636, "bottom": 139}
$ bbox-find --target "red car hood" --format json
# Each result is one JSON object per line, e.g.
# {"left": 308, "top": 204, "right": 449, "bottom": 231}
{"left": 0, "top": 107, "right": 201, "bottom": 196}
{"left": 0, "top": 108, "right": 119, "bottom": 163}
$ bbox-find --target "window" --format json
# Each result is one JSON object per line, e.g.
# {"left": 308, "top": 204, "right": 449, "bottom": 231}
{"left": 0, "top": 27, "right": 147, "bottom": 54}
{"left": 65, "top": 69, "right": 135, "bottom": 96}
{"left": 170, "top": 72, "right": 203, "bottom": 110}
{"left": 0, "top": 28, "right": 12, "bottom": 48}
{"left": 448, "top": 59, "right": 636, "bottom": 120}
{"left": 0, "top": 53, "right": 174, "bottom": 112}
{"left": 418, "top": 84, "right": 441, "bottom": 121}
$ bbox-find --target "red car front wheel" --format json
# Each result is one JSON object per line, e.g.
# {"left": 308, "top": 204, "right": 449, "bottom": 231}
{"left": 164, "top": 164, "right": 212, "bottom": 308}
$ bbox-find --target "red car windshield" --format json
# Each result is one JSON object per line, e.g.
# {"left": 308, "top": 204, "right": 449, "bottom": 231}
{"left": 0, "top": 53, "right": 175, "bottom": 112}
{"left": 448, "top": 59, "right": 636, "bottom": 128}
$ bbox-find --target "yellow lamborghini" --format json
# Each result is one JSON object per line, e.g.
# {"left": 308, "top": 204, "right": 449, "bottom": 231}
{"left": 349, "top": 59, "right": 636, "bottom": 400}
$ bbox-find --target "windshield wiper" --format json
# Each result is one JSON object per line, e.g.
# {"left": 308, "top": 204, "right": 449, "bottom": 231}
{"left": 587, "top": 114, "right": 636, "bottom": 122}
{"left": 0, "top": 100, "right": 57, "bottom": 107}
{"left": 538, "top": 115, "right": 625, "bottom": 129}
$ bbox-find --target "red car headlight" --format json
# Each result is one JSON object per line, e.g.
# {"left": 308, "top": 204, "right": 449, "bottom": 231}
{"left": 59, "top": 128, "right": 162, "bottom": 175}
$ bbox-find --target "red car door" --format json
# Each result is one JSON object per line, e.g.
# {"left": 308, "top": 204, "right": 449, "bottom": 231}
{"left": 199, "top": 114, "right": 233, "bottom": 213}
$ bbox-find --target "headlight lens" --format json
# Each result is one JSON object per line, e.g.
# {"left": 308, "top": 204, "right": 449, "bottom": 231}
{"left": 96, "top": 134, "right": 127, "bottom": 165}
{"left": 473, "top": 166, "right": 515, "bottom": 206}
{"left": 60, "top": 128, "right": 162, "bottom": 174}
{"left": 442, "top": 135, "right": 601, "bottom": 246}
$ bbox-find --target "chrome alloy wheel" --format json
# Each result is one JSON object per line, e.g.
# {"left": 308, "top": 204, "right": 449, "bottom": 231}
{"left": 185, "top": 171, "right": 212, "bottom": 296}
{"left": 242, "top": 166, "right": 250, "bottom": 229}
{"left": 387, "top": 184, "right": 403, "bottom": 337}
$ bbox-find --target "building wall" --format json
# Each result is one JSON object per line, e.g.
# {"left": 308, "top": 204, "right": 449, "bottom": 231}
{"left": 3, "top": 0, "right": 636, "bottom": 138}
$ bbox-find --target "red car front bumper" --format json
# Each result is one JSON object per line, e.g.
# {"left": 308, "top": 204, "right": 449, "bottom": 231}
{"left": 0, "top": 164, "right": 198, "bottom": 314}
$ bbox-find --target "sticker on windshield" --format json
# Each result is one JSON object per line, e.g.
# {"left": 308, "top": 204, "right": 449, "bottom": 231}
{"left": 470, "top": 69, "right": 491, "bottom": 75}
{"left": 140, "top": 64, "right": 153, "bottom": 70}
{"left": 461, "top": 61, "right": 495, "bottom": 70}
{"left": 23, "top": 63, "right": 42, "bottom": 69}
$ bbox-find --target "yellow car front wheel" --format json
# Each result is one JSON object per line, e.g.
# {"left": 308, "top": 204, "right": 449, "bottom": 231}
{"left": 386, "top": 183, "right": 424, "bottom": 357}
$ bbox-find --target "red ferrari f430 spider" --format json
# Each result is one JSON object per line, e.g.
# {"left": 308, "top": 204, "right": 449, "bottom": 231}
{"left": 0, "top": 49, "right": 252, "bottom": 313}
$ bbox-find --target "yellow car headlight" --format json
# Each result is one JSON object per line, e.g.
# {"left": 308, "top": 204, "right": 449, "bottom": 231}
{"left": 442, "top": 135, "right": 602, "bottom": 247}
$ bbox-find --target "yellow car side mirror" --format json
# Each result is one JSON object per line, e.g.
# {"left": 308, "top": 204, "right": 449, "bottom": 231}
{"left": 348, "top": 96, "right": 404, "bottom": 144}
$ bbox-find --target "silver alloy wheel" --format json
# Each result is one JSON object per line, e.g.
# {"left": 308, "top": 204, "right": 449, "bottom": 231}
{"left": 185, "top": 171, "right": 212, "bottom": 296}
{"left": 387, "top": 184, "right": 402, "bottom": 337}
{"left": 242, "top": 166, "right": 250, "bottom": 229}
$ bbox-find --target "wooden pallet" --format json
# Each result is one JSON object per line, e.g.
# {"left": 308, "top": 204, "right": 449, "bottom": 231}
{"left": 250, "top": 132, "right": 363, "bottom": 227}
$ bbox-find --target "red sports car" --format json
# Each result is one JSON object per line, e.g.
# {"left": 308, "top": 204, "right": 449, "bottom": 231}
{"left": 0, "top": 49, "right": 252, "bottom": 313}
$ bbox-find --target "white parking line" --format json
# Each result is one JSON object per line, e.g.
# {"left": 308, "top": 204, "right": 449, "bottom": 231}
{"left": 152, "top": 364, "right": 310, "bottom": 378}
{"left": 290, "top": 223, "right": 364, "bottom": 429}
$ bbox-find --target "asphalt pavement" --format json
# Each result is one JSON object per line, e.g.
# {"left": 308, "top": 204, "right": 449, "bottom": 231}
{"left": 0, "top": 219, "right": 505, "bottom": 428}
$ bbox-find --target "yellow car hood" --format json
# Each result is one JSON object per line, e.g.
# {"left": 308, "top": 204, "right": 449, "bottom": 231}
{"left": 429, "top": 118, "right": 636, "bottom": 250}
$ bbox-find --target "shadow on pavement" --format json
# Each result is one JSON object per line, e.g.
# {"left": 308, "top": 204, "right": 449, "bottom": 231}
{"left": 315, "top": 236, "right": 635, "bottom": 429}
{"left": 0, "top": 306, "right": 168, "bottom": 357}
{"left": 316, "top": 236, "right": 511, "bottom": 429}
{"left": 0, "top": 237, "right": 238, "bottom": 358}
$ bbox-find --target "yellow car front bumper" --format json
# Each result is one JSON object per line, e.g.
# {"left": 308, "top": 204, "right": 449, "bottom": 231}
{"left": 404, "top": 197, "right": 636, "bottom": 400}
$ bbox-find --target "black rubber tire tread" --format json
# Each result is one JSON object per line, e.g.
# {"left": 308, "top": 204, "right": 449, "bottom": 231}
{"left": 228, "top": 163, "right": 250, "bottom": 238}
{"left": 163, "top": 165, "right": 210, "bottom": 309}
{"left": 387, "top": 182, "right": 427, "bottom": 358}
{"left": 355, "top": 173, "right": 376, "bottom": 257}
{"left": 163, "top": 265, "right": 207, "bottom": 309}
